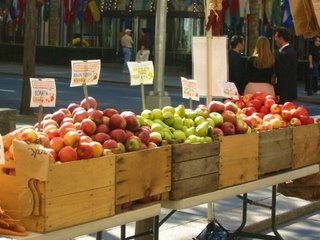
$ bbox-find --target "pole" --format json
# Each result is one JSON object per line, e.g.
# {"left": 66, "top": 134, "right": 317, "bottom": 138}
{"left": 205, "top": 0, "right": 213, "bottom": 105}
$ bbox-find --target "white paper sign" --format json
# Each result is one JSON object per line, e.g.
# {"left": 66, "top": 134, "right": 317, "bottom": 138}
{"left": 0, "top": 134, "right": 4, "bottom": 164}
{"left": 220, "top": 81, "right": 239, "bottom": 100}
{"left": 70, "top": 59, "right": 101, "bottom": 87}
{"left": 30, "top": 78, "right": 56, "bottom": 107}
{"left": 181, "top": 77, "right": 200, "bottom": 101}
{"left": 192, "top": 36, "right": 228, "bottom": 97}
{"left": 127, "top": 61, "right": 154, "bottom": 86}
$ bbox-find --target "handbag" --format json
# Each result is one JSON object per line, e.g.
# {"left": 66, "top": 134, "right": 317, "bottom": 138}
{"left": 193, "top": 219, "right": 230, "bottom": 240}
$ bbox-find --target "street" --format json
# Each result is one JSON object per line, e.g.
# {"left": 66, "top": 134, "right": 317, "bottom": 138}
{"left": 0, "top": 72, "right": 319, "bottom": 118}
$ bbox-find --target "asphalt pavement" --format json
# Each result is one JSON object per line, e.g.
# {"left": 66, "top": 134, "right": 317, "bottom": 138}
{"left": 0, "top": 61, "right": 320, "bottom": 239}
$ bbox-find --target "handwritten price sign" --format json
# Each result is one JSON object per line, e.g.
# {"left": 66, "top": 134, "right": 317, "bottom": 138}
{"left": 181, "top": 77, "right": 200, "bottom": 101}
{"left": 127, "top": 61, "right": 154, "bottom": 86}
{"left": 30, "top": 78, "right": 56, "bottom": 107}
{"left": 70, "top": 60, "right": 101, "bottom": 87}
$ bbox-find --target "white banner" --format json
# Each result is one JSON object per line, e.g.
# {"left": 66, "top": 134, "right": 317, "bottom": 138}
{"left": 127, "top": 61, "right": 154, "bottom": 86}
{"left": 192, "top": 36, "right": 228, "bottom": 98}
{"left": 70, "top": 59, "right": 101, "bottom": 87}
{"left": 30, "top": 78, "right": 56, "bottom": 107}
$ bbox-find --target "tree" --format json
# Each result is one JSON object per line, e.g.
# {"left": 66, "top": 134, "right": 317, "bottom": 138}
{"left": 20, "top": 0, "right": 38, "bottom": 115}
{"left": 49, "top": 0, "right": 59, "bottom": 46}
{"left": 248, "top": 0, "right": 259, "bottom": 55}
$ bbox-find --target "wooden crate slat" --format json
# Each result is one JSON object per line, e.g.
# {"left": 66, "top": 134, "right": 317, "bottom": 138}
{"left": 115, "top": 145, "right": 171, "bottom": 205}
{"left": 170, "top": 173, "right": 219, "bottom": 200}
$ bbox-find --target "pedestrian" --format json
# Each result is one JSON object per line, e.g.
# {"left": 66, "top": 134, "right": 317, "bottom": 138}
{"left": 121, "top": 29, "right": 134, "bottom": 73}
{"left": 274, "top": 27, "right": 298, "bottom": 104}
{"left": 228, "top": 35, "right": 246, "bottom": 95}
{"left": 243, "top": 36, "right": 275, "bottom": 97}
{"left": 307, "top": 36, "right": 320, "bottom": 94}
{"left": 135, "top": 28, "right": 150, "bottom": 62}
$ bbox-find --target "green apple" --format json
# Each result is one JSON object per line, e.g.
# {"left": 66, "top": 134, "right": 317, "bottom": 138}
{"left": 209, "top": 112, "right": 224, "bottom": 128}
{"left": 206, "top": 118, "right": 215, "bottom": 128}
{"left": 195, "top": 121, "right": 209, "bottom": 137}
{"left": 175, "top": 104, "right": 186, "bottom": 118}
{"left": 183, "top": 118, "right": 194, "bottom": 128}
{"left": 194, "top": 116, "right": 206, "bottom": 126}
{"left": 184, "top": 126, "right": 195, "bottom": 137}
{"left": 152, "top": 108, "right": 163, "bottom": 120}
{"left": 185, "top": 109, "right": 197, "bottom": 120}
{"left": 187, "top": 134, "right": 198, "bottom": 143}
{"left": 173, "top": 130, "right": 186, "bottom": 143}
{"left": 137, "top": 115, "right": 147, "bottom": 126}
{"left": 151, "top": 123, "right": 163, "bottom": 132}
{"left": 172, "top": 116, "right": 183, "bottom": 130}
{"left": 195, "top": 107, "right": 209, "bottom": 118}
{"left": 162, "top": 106, "right": 175, "bottom": 118}
{"left": 163, "top": 116, "right": 175, "bottom": 126}
{"left": 141, "top": 109, "right": 154, "bottom": 120}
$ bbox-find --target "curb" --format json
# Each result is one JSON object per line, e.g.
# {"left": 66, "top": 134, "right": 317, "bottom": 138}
{"left": 243, "top": 199, "right": 320, "bottom": 233}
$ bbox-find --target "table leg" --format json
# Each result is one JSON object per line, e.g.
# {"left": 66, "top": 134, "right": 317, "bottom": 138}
{"left": 153, "top": 215, "right": 159, "bottom": 240}
{"left": 271, "top": 185, "right": 284, "bottom": 240}
{"left": 207, "top": 202, "right": 214, "bottom": 221}
{"left": 96, "top": 231, "right": 102, "bottom": 240}
{"left": 121, "top": 224, "right": 126, "bottom": 240}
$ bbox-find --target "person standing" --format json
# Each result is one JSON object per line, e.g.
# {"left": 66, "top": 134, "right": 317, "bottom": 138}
{"left": 121, "top": 29, "right": 134, "bottom": 73}
{"left": 307, "top": 36, "right": 320, "bottom": 94}
{"left": 136, "top": 28, "right": 150, "bottom": 62}
{"left": 274, "top": 27, "right": 298, "bottom": 103}
{"left": 244, "top": 36, "right": 275, "bottom": 96}
{"left": 228, "top": 35, "right": 246, "bottom": 95}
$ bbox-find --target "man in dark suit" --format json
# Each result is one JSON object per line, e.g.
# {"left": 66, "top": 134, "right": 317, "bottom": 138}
{"left": 274, "top": 27, "right": 298, "bottom": 104}
{"left": 228, "top": 35, "right": 246, "bottom": 95}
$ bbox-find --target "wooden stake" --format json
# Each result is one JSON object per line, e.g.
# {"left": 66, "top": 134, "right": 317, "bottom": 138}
{"left": 37, "top": 105, "right": 43, "bottom": 131}
{"left": 141, "top": 83, "right": 146, "bottom": 110}
{"left": 205, "top": 0, "right": 213, "bottom": 105}
{"left": 82, "top": 83, "right": 90, "bottom": 109}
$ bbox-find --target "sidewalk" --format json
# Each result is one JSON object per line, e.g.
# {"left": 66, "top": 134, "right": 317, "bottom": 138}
{"left": 1, "top": 61, "right": 320, "bottom": 239}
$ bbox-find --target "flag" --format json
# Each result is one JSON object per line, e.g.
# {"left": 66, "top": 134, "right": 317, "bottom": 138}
{"left": 282, "top": 0, "right": 293, "bottom": 27}
{"left": 271, "top": 0, "right": 280, "bottom": 26}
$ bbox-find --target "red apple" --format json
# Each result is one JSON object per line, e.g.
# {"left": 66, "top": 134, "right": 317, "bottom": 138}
{"left": 208, "top": 100, "right": 225, "bottom": 114}
{"left": 259, "top": 105, "right": 270, "bottom": 115}
{"left": 38, "top": 133, "right": 50, "bottom": 148}
{"left": 96, "top": 123, "right": 109, "bottom": 134}
{"left": 135, "top": 128, "right": 150, "bottom": 145}
{"left": 270, "top": 104, "right": 281, "bottom": 114}
{"left": 147, "top": 142, "right": 158, "bottom": 149}
{"left": 88, "top": 109, "right": 104, "bottom": 124}
{"left": 102, "top": 139, "right": 118, "bottom": 150}
{"left": 220, "top": 122, "right": 236, "bottom": 136}
{"left": 290, "top": 117, "right": 302, "bottom": 127}
{"left": 242, "top": 93, "right": 254, "bottom": 103}
{"left": 222, "top": 110, "right": 237, "bottom": 125}
{"left": 80, "top": 118, "right": 97, "bottom": 136}
{"left": 60, "top": 117, "right": 74, "bottom": 125}
{"left": 224, "top": 101, "right": 239, "bottom": 114}
{"left": 292, "top": 106, "right": 309, "bottom": 118}
{"left": 50, "top": 136, "right": 65, "bottom": 153}
{"left": 92, "top": 132, "right": 110, "bottom": 144}
{"left": 103, "top": 107, "right": 119, "bottom": 117}
{"left": 80, "top": 96, "right": 97, "bottom": 110}
{"left": 77, "top": 142, "right": 94, "bottom": 159}
{"left": 125, "top": 135, "right": 142, "bottom": 152}
{"left": 89, "top": 141, "right": 104, "bottom": 158}
{"left": 269, "top": 118, "right": 281, "bottom": 129}
{"left": 42, "top": 119, "right": 59, "bottom": 129}
{"left": 51, "top": 110, "right": 66, "bottom": 125}
{"left": 121, "top": 111, "right": 140, "bottom": 131}
{"left": 46, "top": 148, "right": 57, "bottom": 162}
{"left": 67, "top": 103, "right": 81, "bottom": 114}
{"left": 73, "top": 109, "right": 89, "bottom": 123}
{"left": 299, "top": 115, "right": 315, "bottom": 125}
{"left": 109, "top": 129, "right": 127, "bottom": 143}
{"left": 253, "top": 91, "right": 266, "bottom": 101}
{"left": 80, "top": 135, "right": 93, "bottom": 143}
{"left": 58, "top": 146, "right": 78, "bottom": 162}
{"left": 247, "top": 99, "right": 263, "bottom": 112}
{"left": 281, "top": 110, "right": 292, "bottom": 122}
{"left": 63, "top": 130, "right": 80, "bottom": 148}
{"left": 264, "top": 98, "right": 276, "bottom": 108}
{"left": 210, "top": 127, "right": 224, "bottom": 138}
{"left": 282, "top": 102, "right": 296, "bottom": 111}
{"left": 59, "top": 122, "right": 77, "bottom": 137}
{"left": 234, "top": 100, "right": 245, "bottom": 109}
{"left": 242, "top": 107, "right": 256, "bottom": 116}
{"left": 109, "top": 114, "right": 127, "bottom": 130}
{"left": 149, "top": 132, "right": 162, "bottom": 146}
{"left": 19, "top": 128, "right": 38, "bottom": 143}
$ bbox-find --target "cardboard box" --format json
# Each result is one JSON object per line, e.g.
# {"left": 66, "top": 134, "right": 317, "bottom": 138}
{"left": 258, "top": 128, "right": 292, "bottom": 177}
{"left": 219, "top": 133, "right": 259, "bottom": 188}
{"left": 0, "top": 141, "right": 115, "bottom": 233}
{"left": 115, "top": 145, "right": 171, "bottom": 212}
{"left": 170, "top": 142, "right": 219, "bottom": 200}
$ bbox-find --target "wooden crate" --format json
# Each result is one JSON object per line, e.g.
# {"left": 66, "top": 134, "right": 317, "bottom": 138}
{"left": 0, "top": 147, "right": 115, "bottom": 233}
{"left": 258, "top": 128, "right": 292, "bottom": 177}
{"left": 219, "top": 133, "right": 258, "bottom": 188}
{"left": 292, "top": 123, "right": 320, "bottom": 169}
{"left": 115, "top": 145, "right": 171, "bottom": 212}
{"left": 170, "top": 142, "right": 219, "bottom": 200}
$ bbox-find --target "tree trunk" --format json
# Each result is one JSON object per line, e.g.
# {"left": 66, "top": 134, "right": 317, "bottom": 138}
{"left": 20, "top": 0, "right": 37, "bottom": 115}
{"left": 49, "top": 0, "right": 59, "bottom": 46}
{"left": 248, "top": 0, "right": 259, "bottom": 55}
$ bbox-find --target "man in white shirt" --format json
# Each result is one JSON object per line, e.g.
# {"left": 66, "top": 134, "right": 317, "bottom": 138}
{"left": 121, "top": 29, "right": 134, "bottom": 73}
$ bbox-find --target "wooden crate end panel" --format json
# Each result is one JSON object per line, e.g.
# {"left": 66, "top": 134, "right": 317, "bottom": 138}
{"left": 170, "top": 173, "right": 219, "bottom": 200}
{"left": 172, "top": 142, "right": 219, "bottom": 162}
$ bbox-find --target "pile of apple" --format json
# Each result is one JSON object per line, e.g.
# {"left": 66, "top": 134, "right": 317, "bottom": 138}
{"left": 231, "top": 92, "right": 316, "bottom": 131}
{"left": 2, "top": 97, "right": 158, "bottom": 163}
{"left": 137, "top": 101, "right": 251, "bottom": 145}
